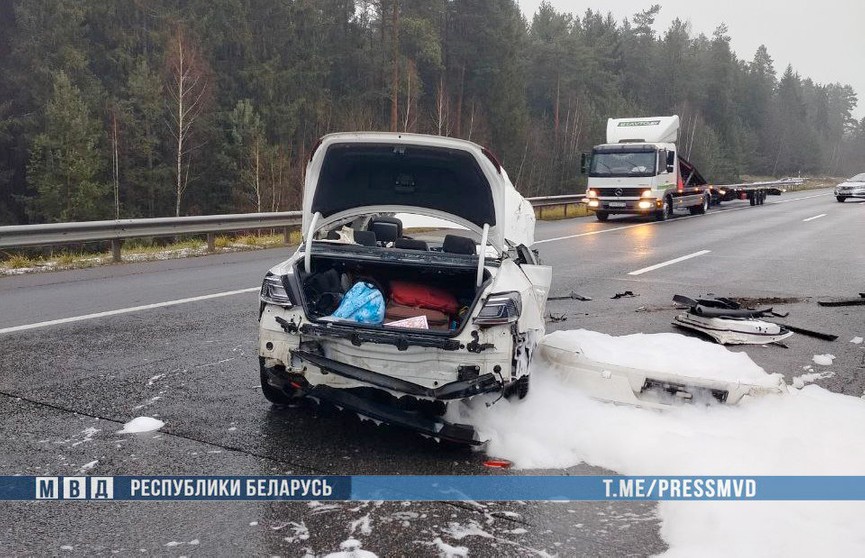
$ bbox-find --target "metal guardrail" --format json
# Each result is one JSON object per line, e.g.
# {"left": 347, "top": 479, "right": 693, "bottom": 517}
{"left": 0, "top": 179, "right": 811, "bottom": 262}
{"left": 0, "top": 211, "right": 303, "bottom": 262}
{"left": 526, "top": 193, "right": 587, "bottom": 207}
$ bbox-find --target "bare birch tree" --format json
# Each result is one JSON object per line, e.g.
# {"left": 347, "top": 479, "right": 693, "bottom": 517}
{"left": 164, "top": 26, "right": 209, "bottom": 217}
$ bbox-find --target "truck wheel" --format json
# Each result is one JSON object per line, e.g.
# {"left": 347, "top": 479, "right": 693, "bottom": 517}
{"left": 836, "top": 196, "right": 846, "bottom": 203}
{"left": 758, "top": 191, "right": 765, "bottom": 205}
{"left": 259, "top": 358, "right": 302, "bottom": 405}
{"left": 655, "top": 197, "right": 672, "bottom": 221}
{"left": 749, "top": 194, "right": 756, "bottom": 206}
{"left": 690, "top": 195, "right": 709, "bottom": 215}
{"left": 595, "top": 211, "right": 609, "bottom": 222}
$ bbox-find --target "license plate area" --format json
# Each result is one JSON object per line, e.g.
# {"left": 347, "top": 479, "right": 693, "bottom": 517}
{"left": 608, "top": 202, "right": 626, "bottom": 208}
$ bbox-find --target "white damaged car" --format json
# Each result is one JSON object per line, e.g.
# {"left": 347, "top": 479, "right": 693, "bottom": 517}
{"left": 835, "top": 172, "right": 865, "bottom": 202}
{"left": 257, "top": 132, "right": 551, "bottom": 444}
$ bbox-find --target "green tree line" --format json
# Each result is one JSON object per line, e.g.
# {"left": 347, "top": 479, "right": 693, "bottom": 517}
{"left": 0, "top": 0, "right": 862, "bottom": 225}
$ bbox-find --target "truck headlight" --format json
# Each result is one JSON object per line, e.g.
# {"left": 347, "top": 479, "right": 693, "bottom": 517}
{"left": 474, "top": 292, "right": 522, "bottom": 326}
{"left": 586, "top": 189, "right": 598, "bottom": 198}
{"left": 640, "top": 190, "right": 653, "bottom": 198}
{"left": 260, "top": 273, "right": 294, "bottom": 307}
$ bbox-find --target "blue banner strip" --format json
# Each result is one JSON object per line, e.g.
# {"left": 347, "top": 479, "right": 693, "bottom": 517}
{"left": 5, "top": 475, "right": 865, "bottom": 501}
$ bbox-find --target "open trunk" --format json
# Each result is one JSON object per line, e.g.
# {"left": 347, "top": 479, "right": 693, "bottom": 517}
{"left": 295, "top": 245, "right": 491, "bottom": 336}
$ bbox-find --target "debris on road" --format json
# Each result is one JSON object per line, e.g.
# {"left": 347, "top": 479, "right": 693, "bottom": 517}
{"left": 483, "top": 459, "right": 512, "bottom": 469}
{"left": 532, "top": 329, "right": 786, "bottom": 409}
{"left": 611, "top": 290, "right": 638, "bottom": 299}
{"left": 818, "top": 295, "right": 865, "bottom": 307}
{"left": 546, "top": 312, "right": 567, "bottom": 323}
{"left": 812, "top": 354, "right": 836, "bottom": 366}
{"left": 671, "top": 294, "right": 792, "bottom": 345}
{"left": 547, "top": 291, "right": 592, "bottom": 301}
{"left": 774, "top": 323, "right": 838, "bottom": 341}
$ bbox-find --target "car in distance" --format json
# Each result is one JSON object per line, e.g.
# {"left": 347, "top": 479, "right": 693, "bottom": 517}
{"left": 257, "top": 132, "right": 552, "bottom": 444}
{"left": 835, "top": 173, "right": 865, "bottom": 202}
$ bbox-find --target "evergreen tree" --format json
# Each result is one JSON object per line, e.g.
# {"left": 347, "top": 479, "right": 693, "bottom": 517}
{"left": 26, "top": 71, "right": 109, "bottom": 222}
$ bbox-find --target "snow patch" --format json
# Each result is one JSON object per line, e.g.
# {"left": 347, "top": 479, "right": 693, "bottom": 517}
{"left": 851, "top": 337, "right": 863, "bottom": 344}
{"left": 812, "top": 354, "right": 835, "bottom": 366}
{"left": 77, "top": 460, "right": 98, "bottom": 474}
{"left": 431, "top": 537, "right": 469, "bottom": 557}
{"left": 792, "top": 371, "right": 835, "bottom": 389}
{"left": 279, "top": 521, "right": 310, "bottom": 543}
{"left": 70, "top": 427, "right": 101, "bottom": 447}
{"left": 323, "top": 538, "right": 378, "bottom": 558}
{"left": 349, "top": 514, "right": 373, "bottom": 536}
{"left": 459, "top": 329, "right": 865, "bottom": 556}
{"left": 117, "top": 417, "right": 164, "bottom": 434}
{"left": 442, "top": 521, "right": 494, "bottom": 540}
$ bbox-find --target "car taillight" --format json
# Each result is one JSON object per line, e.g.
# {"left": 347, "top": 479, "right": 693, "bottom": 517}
{"left": 260, "top": 273, "right": 294, "bottom": 307}
{"left": 474, "top": 292, "right": 521, "bottom": 326}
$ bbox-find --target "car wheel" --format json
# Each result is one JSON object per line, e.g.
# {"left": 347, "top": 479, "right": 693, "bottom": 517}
{"left": 836, "top": 196, "right": 846, "bottom": 202}
{"left": 595, "top": 211, "right": 609, "bottom": 222}
{"left": 259, "top": 358, "right": 302, "bottom": 405}
{"left": 655, "top": 197, "right": 671, "bottom": 221}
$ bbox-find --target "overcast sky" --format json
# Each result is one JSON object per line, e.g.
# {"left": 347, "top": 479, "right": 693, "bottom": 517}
{"left": 517, "top": 0, "right": 865, "bottom": 119}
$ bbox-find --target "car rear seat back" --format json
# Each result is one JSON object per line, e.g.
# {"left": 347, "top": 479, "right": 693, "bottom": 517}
{"left": 442, "top": 234, "right": 476, "bottom": 255}
{"left": 394, "top": 238, "right": 428, "bottom": 251}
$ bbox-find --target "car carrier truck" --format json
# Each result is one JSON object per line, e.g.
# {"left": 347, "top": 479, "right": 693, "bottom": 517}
{"left": 581, "top": 116, "right": 710, "bottom": 221}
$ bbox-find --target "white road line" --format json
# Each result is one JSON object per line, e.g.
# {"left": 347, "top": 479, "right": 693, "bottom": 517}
{"left": 533, "top": 192, "right": 833, "bottom": 245}
{"left": 802, "top": 213, "right": 826, "bottom": 222}
{"left": 628, "top": 250, "right": 711, "bottom": 276}
{"left": 0, "top": 287, "right": 259, "bottom": 335}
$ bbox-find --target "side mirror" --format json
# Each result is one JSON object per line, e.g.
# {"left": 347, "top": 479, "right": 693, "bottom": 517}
{"left": 580, "top": 153, "right": 589, "bottom": 174}
{"left": 666, "top": 151, "right": 676, "bottom": 173}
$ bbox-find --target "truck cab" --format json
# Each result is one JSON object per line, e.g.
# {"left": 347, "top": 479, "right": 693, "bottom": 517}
{"left": 582, "top": 116, "right": 710, "bottom": 221}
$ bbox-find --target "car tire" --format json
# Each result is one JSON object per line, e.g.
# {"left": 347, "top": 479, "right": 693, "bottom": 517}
{"left": 595, "top": 211, "right": 609, "bottom": 222}
{"left": 259, "top": 358, "right": 302, "bottom": 405}
{"left": 655, "top": 197, "right": 672, "bottom": 221}
{"left": 836, "top": 196, "right": 846, "bottom": 202}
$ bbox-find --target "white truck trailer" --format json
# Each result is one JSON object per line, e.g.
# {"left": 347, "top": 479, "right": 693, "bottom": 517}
{"left": 581, "top": 116, "right": 711, "bottom": 221}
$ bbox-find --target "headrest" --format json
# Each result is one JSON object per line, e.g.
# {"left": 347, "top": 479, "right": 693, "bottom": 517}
{"left": 442, "top": 234, "right": 476, "bottom": 255}
{"left": 369, "top": 221, "right": 399, "bottom": 244}
{"left": 353, "top": 230, "right": 377, "bottom": 246}
{"left": 394, "top": 238, "right": 429, "bottom": 251}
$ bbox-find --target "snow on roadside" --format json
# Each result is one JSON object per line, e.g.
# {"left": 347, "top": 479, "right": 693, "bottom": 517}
{"left": 116, "top": 417, "right": 164, "bottom": 434}
{"left": 851, "top": 337, "right": 863, "bottom": 344}
{"left": 458, "top": 329, "right": 865, "bottom": 556}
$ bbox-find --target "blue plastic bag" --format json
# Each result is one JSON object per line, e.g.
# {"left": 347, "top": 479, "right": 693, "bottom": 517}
{"left": 330, "top": 282, "right": 385, "bottom": 324}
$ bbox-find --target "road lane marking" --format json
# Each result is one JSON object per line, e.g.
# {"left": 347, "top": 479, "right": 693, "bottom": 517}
{"left": 0, "top": 287, "right": 259, "bottom": 334}
{"left": 628, "top": 250, "right": 711, "bottom": 276}
{"left": 802, "top": 213, "right": 826, "bottom": 222}
{"left": 533, "top": 192, "right": 833, "bottom": 245}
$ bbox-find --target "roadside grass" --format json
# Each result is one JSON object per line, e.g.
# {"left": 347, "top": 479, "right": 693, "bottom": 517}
{"left": 534, "top": 203, "right": 589, "bottom": 220}
{"left": 0, "top": 230, "right": 300, "bottom": 276}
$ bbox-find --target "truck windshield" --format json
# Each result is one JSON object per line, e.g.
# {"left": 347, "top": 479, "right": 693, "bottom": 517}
{"left": 589, "top": 150, "right": 657, "bottom": 177}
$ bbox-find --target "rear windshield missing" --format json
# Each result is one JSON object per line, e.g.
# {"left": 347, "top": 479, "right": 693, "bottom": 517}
{"left": 312, "top": 143, "right": 496, "bottom": 228}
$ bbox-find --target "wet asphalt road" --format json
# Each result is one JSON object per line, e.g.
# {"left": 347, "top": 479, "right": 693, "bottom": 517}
{"left": 0, "top": 188, "right": 862, "bottom": 556}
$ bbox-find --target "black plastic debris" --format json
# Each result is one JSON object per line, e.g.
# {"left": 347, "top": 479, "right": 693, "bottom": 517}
{"left": 547, "top": 291, "right": 592, "bottom": 301}
{"left": 546, "top": 312, "right": 567, "bottom": 323}
{"left": 817, "top": 298, "right": 865, "bottom": 307}
{"left": 611, "top": 291, "right": 638, "bottom": 299}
